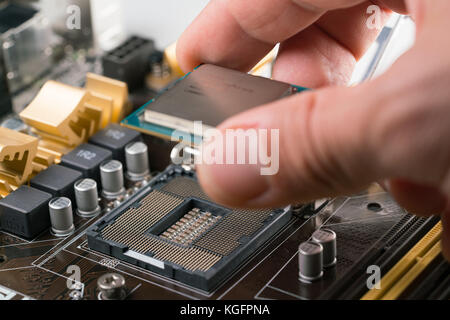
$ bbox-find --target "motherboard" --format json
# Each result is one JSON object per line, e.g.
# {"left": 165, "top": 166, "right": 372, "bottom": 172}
{"left": 0, "top": 0, "right": 448, "bottom": 302}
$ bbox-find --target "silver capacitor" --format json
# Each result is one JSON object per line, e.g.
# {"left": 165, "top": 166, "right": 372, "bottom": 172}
{"left": 100, "top": 160, "right": 126, "bottom": 200}
{"left": 74, "top": 178, "right": 101, "bottom": 218}
{"left": 312, "top": 228, "right": 337, "bottom": 267}
{"left": 125, "top": 141, "right": 149, "bottom": 181}
{"left": 298, "top": 241, "right": 323, "bottom": 282}
{"left": 49, "top": 197, "right": 75, "bottom": 237}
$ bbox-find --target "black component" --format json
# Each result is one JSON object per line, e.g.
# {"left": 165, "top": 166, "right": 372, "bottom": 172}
{"left": 143, "top": 135, "right": 176, "bottom": 172}
{"left": 60, "top": 143, "right": 112, "bottom": 184}
{"left": 102, "top": 36, "right": 154, "bottom": 90}
{"left": 88, "top": 124, "right": 142, "bottom": 167}
{"left": 0, "top": 3, "right": 36, "bottom": 33}
{"left": 30, "top": 165, "right": 83, "bottom": 205}
{"left": 149, "top": 50, "right": 164, "bottom": 65}
{"left": 87, "top": 165, "right": 292, "bottom": 292}
{"left": 0, "top": 186, "right": 52, "bottom": 239}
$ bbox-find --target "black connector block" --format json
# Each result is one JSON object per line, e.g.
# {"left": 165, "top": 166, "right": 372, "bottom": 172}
{"left": 102, "top": 36, "right": 154, "bottom": 90}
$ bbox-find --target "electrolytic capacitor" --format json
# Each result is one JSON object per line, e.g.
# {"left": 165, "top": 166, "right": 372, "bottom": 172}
{"left": 298, "top": 241, "right": 323, "bottom": 282}
{"left": 312, "top": 228, "right": 337, "bottom": 267}
{"left": 125, "top": 141, "right": 150, "bottom": 181}
{"left": 100, "top": 160, "right": 126, "bottom": 200}
{"left": 49, "top": 197, "right": 75, "bottom": 237}
{"left": 74, "top": 178, "right": 101, "bottom": 218}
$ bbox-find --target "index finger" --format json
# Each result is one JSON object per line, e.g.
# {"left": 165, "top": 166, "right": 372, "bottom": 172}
{"left": 176, "top": 0, "right": 411, "bottom": 73}
{"left": 176, "top": 0, "right": 331, "bottom": 73}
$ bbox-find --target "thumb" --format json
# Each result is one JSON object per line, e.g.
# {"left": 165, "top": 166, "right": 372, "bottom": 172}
{"left": 196, "top": 82, "right": 384, "bottom": 208}
{"left": 196, "top": 46, "right": 450, "bottom": 208}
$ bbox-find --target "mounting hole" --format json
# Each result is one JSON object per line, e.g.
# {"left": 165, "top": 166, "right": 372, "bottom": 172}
{"left": 0, "top": 255, "right": 6, "bottom": 264}
{"left": 367, "top": 202, "right": 383, "bottom": 212}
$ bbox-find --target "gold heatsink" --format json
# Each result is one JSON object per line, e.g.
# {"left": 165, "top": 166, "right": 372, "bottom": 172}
{"left": 19, "top": 74, "right": 128, "bottom": 166}
{"left": 20, "top": 81, "right": 92, "bottom": 148}
{"left": 85, "top": 73, "right": 129, "bottom": 123}
{"left": 0, "top": 128, "right": 38, "bottom": 198}
{"left": 0, "top": 74, "right": 128, "bottom": 197}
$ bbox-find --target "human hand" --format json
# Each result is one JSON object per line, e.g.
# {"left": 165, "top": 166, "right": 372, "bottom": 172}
{"left": 177, "top": 0, "right": 450, "bottom": 259}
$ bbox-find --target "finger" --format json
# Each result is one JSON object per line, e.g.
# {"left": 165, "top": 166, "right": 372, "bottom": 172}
{"left": 315, "top": 2, "right": 392, "bottom": 60}
{"left": 273, "top": 26, "right": 357, "bottom": 88}
{"left": 197, "top": 82, "right": 384, "bottom": 208}
{"left": 177, "top": 0, "right": 274, "bottom": 73}
{"left": 177, "top": 0, "right": 376, "bottom": 73}
{"left": 196, "top": 43, "right": 450, "bottom": 208}
{"left": 387, "top": 179, "right": 448, "bottom": 216}
{"left": 273, "top": 1, "right": 391, "bottom": 87}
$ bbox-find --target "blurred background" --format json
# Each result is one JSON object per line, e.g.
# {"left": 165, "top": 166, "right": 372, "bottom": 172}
{"left": 89, "top": 0, "right": 416, "bottom": 83}
{"left": 0, "top": 0, "right": 416, "bottom": 116}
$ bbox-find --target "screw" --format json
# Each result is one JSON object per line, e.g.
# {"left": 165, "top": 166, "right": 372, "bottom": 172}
{"left": 97, "top": 273, "right": 127, "bottom": 300}
{"left": 69, "top": 290, "right": 83, "bottom": 300}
